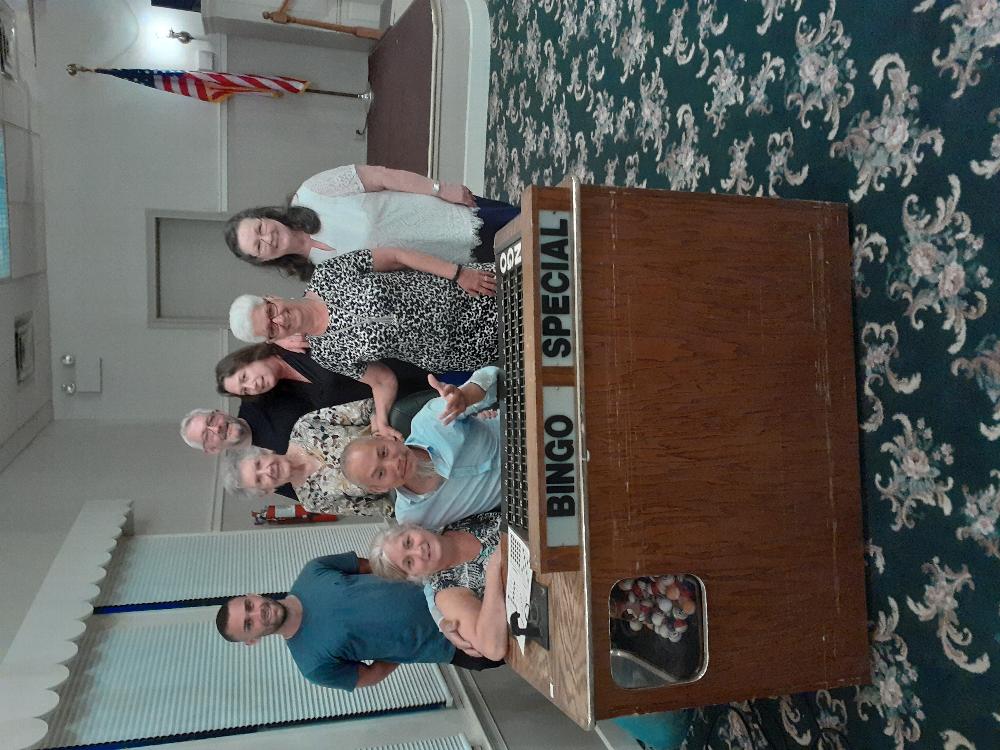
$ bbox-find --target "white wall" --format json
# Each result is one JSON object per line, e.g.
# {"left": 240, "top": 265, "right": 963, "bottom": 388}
{"left": 33, "top": 1, "right": 371, "bottom": 423}
{"left": 0, "top": 419, "right": 216, "bottom": 658}
{"left": 36, "top": 1, "right": 224, "bottom": 421}
{"left": 224, "top": 35, "right": 368, "bottom": 212}
{"left": 202, "top": 0, "right": 382, "bottom": 48}
{"left": 0, "top": 4, "right": 52, "bottom": 470}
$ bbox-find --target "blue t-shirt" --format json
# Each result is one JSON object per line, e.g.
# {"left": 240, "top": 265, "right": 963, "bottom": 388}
{"left": 285, "top": 553, "right": 455, "bottom": 691}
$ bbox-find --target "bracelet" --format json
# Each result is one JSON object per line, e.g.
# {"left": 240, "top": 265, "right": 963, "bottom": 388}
{"left": 431, "top": 180, "right": 442, "bottom": 196}
{"left": 451, "top": 263, "right": 463, "bottom": 284}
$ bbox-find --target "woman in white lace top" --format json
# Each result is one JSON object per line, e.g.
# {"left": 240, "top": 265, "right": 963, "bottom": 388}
{"left": 225, "top": 164, "right": 519, "bottom": 280}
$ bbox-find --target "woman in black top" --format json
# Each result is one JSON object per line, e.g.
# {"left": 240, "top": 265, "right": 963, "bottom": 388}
{"left": 215, "top": 344, "right": 430, "bottom": 410}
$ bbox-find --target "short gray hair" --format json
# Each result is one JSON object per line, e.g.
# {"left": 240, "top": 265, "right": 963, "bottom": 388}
{"left": 230, "top": 294, "right": 266, "bottom": 343}
{"left": 180, "top": 408, "right": 214, "bottom": 449}
{"left": 222, "top": 445, "right": 273, "bottom": 496}
{"left": 368, "top": 523, "right": 424, "bottom": 582}
{"left": 341, "top": 436, "right": 379, "bottom": 490}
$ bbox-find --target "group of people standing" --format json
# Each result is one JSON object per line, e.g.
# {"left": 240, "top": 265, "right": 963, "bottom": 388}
{"left": 178, "top": 164, "right": 519, "bottom": 689}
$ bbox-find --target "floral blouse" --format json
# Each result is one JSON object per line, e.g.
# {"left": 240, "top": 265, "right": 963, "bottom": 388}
{"left": 428, "top": 511, "right": 501, "bottom": 600}
{"left": 289, "top": 399, "right": 394, "bottom": 518}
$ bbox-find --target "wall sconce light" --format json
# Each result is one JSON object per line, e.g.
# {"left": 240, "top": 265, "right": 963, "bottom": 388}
{"left": 155, "top": 27, "right": 196, "bottom": 44}
{"left": 167, "top": 28, "right": 195, "bottom": 44}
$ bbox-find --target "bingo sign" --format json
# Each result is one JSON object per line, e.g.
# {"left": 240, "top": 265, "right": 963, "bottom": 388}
{"left": 538, "top": 211, "right": 574, "bottom": 367}
{"left": 543, "top": 385, "right": 580, "bottom": 546}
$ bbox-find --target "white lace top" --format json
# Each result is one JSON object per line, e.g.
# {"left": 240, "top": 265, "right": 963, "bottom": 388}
{"left": 291, "top": 165, "right": 482, "bottom": 265}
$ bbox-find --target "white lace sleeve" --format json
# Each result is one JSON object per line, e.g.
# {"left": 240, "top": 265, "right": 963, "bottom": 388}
{"left": 300, "top": 165, "right": 366, "bottom": 198}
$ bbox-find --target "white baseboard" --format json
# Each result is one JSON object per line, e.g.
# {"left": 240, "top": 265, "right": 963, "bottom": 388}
{"left": 447, "top": 665, "right": 509, "bottom": 750}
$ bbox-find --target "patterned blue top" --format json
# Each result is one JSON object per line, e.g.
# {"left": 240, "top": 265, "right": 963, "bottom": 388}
{"left": 428, "top": 511, "right": 502, "bottom": 601}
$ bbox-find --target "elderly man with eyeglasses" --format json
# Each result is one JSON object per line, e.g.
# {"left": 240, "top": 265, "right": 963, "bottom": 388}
{"left": 181, "top": 409, "right": 251, "bottom": 455}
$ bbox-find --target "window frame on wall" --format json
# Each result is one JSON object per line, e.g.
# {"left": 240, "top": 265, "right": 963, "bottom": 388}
{"left": 147, "top": 208, "right": 231, "bottom": 329}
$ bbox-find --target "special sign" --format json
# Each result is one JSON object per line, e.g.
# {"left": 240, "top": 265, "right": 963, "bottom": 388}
{"left": 538, "top": 211, "right": 575, "bottom": 367}
{"left": 543, "top": 385, "right": 580, "bottom": 547}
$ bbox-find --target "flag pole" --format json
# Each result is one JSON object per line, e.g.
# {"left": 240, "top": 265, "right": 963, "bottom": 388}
{"left": 302, "top": 86, "right": 373, "bottom": 136}
{"left": 304, "top": 86, "right": 373, "bottom": 104}
{"left": 67, "top": 64, "right": 371, "bottom": 103}
{"left": 65, "top": 64, "right": 373, "bottom": 136}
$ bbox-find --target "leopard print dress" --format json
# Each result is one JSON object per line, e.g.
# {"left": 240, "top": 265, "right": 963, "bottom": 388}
{"left": 305, "top": 251, "right": 497, "bottom": 379}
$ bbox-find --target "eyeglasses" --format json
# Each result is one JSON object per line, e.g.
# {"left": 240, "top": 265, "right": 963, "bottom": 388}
{"left": 201, "top": 410, "right": 226, "bottom": 453}
{"left": 255, "top": 220, "right": 266, "bottom": 257}
{"left": 264, "top": 300, "right": 280, "bottom": 340}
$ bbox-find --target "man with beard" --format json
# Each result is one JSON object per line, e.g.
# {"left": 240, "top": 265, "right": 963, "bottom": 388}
{"left": 215, "top": 552, "right": 494, "bottom": 690}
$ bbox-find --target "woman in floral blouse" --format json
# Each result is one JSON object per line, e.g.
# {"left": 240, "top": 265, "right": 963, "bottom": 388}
{"left": 225, "top": 399, "right": 392, "bottom": 517}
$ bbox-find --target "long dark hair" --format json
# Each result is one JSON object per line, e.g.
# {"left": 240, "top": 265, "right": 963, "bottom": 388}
{"left": 215, "top": 343, "right": 283, "bottom": 398}
{"left": 224, "top": 203, "right": 321, "bottom": 282}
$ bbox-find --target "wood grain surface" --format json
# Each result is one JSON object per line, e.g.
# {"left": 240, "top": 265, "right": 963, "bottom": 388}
{"left": 503, "top": 184, "right": 868, "bottom": 728}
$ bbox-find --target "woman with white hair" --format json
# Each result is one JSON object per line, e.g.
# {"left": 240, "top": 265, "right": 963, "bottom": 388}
{"left": 224, "top": 164, "right": 518, "bottom": 280}
{"left": 229, "top": 246, "right": 497, "bottom": 438}
{"left": 225, "top": 399, "right": 393, "bottom": 517}
{"left": 367, "top": 511, "right": 507, "bottom": 662}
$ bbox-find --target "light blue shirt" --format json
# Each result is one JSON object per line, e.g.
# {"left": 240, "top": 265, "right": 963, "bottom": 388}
{"left": 396, "top": 367, "right": 502, "bottom": 622}
{"left": 394, "top": 366, "right": 502, "bottom": 529}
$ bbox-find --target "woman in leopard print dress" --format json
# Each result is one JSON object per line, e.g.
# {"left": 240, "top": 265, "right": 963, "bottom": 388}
{"left": 306, "top": 250, "right": 497, "bottom": 380}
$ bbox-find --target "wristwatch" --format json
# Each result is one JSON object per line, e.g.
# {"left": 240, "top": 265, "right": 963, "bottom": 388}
{"left": 431, "top": 180, "right": 441, "bottom": 196}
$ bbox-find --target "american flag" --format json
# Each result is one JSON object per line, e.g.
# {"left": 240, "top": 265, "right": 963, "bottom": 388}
{"left": 94, "top": 68, "right": 309, "bottom": 103}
